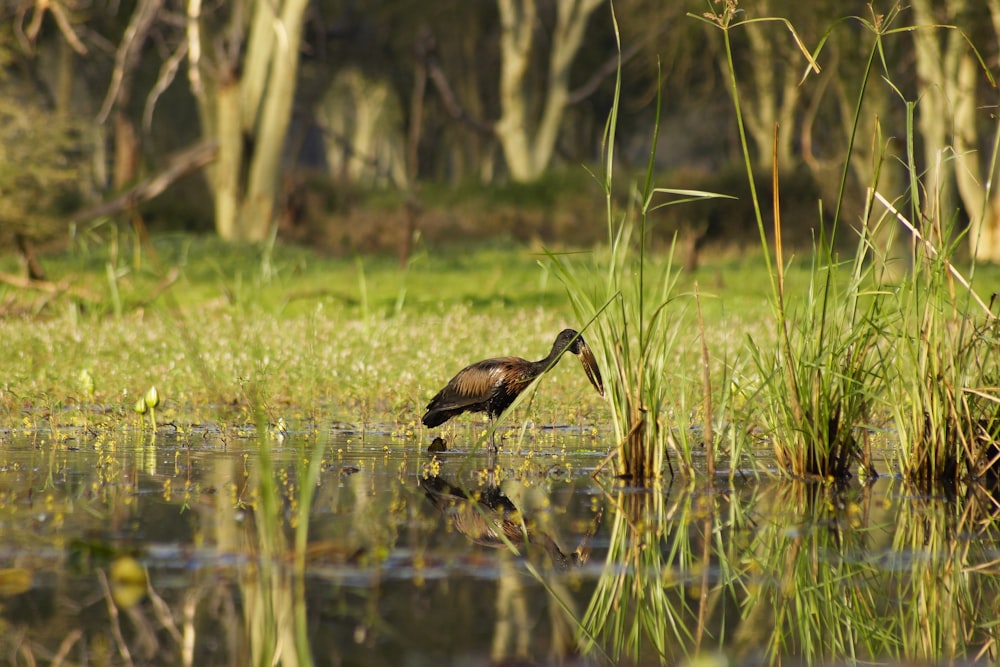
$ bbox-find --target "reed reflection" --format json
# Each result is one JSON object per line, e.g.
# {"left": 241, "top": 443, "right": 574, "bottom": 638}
{"left": 580, "top": 481, "right": 740, "bottom": 665}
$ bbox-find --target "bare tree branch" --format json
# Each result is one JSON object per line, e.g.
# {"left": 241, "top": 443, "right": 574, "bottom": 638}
{"left": 70, "top": 141, "right": 218, "bottom": 224}
{"left": 425, "top": 53, "right": 496, "bottom": 136}
{"left": 98, "top": 0, "right": 165, "bottom": 123}
{"left": 0, "top": 271, "right": 100, "bottom": 302}
{"left": 567, "top": 40, "right": 642, "bottom": 106}
{"left": 144, "top": 40, "right": 189, "bottom": 131}
{"left": 17, "top": 0, "right": 88, "bottom": 55}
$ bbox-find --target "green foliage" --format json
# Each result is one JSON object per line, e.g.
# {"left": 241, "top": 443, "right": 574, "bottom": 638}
{"left": 883, "top": 224, "right": 1000, "bottom": 487}
{"left": 0, "top": 88, "right": 89, "bottom": 245}
{"left": 548, "top": 20, "right": 736, "bottom": 481}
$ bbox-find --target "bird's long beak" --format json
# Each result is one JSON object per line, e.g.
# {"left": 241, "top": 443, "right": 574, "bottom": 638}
{"left": 577, "top": 343, "right": 605, "bottom": 397}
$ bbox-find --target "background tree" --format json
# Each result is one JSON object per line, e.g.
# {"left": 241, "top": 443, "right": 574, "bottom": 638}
{"left": 5, "top": 0, "right": 1000, "bottom": 259}
{"left": 494, "top": 0, "right": 604, "bottom": 182}
{"left": 909, "top": 0, "right": 970, "bottom": 232}
{"left": 187, "top": 0, "right": 311, "bottom": 242}
{"left": 949, "top": 2, "right": 1000, "bottom": 262}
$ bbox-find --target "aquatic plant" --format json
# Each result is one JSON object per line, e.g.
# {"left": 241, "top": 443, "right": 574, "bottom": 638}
{"left": 877, "top": 194, "right": 1000, "bottom": 487}
{"left": 133, "top": 384, "right": 161, "bottom": 436}
{"left": 696, "top": 4, "right": 907, "bottom": 480}
{"left": 548, "top": 12, "right": 732, "bottom": 481}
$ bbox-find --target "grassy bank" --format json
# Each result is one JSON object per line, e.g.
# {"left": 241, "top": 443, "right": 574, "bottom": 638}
{"left": 4, "top": 233, "right": 1000, "bottom": 474}
{"left": 0, "top": 235, "right": 793, "bottom": 428}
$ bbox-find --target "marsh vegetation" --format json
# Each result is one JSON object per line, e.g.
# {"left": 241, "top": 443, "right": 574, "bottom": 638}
{"left": 7, "top": 2, "right": 1000, "bottom": 666}
{"left": 2, "top": 222, "right": 1000, "bottom": 665}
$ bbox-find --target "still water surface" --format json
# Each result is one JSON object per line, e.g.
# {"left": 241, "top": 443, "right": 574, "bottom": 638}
{"left": 0, "top": 423, "right": 997, "bottom": 666}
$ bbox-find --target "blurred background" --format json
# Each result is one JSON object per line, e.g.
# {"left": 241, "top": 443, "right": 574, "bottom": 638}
{"left": 3, "top": 0, "right": 1000, "bottom": 267}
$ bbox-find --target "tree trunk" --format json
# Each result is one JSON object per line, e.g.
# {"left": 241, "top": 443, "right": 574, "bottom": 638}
{"left": 240, "top": 0, "right": 310, "bottom": 240}
{"left": 495, "top": 0, "right": 537, "bottom": 182}
{"left": 741, "top": 13, "right": 799, "bottom": 172}
{"left": 187, "top": 0, "right": 310, "bottom": 242}
{"left": 953, "top": 52, "right": 1000, "bottom": 261}
{"left": 910, "top": 0, "right": 968, "bottom": 231}
{"left": 494, "top": 0, "right": 602, "bottom": 182}
{"left": 113, "top": 110, "right": 140, "bottom": 189}
{"left": 212, "top": 80, "right": 244, "bottom": 241}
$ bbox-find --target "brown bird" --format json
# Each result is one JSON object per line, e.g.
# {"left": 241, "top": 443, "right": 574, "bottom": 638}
{"left": 422, "top": 329, "right": 604, "bottom": 449}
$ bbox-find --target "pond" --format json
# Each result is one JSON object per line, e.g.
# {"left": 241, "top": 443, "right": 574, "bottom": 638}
{"left": 0, "top": 421, "right": 998, "bottom": 666}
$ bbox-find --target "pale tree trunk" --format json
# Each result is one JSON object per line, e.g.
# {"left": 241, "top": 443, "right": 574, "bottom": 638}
{"left": 910, "top": 0, "right": 968, "bottom": 233}
{"left": 495, "top": 0, "right": 603, "bottom": 182}
{"left": 187, "top": 0, "right": 310, "bottom": 242}
{"left": 240, "top": 0, "right": 310, "bottom": 237}
{"left": 318, "top": 69, "right": 408, "bottom": 188}
{"left": 740, "top": 8, "right": 800, "bottom": 172}
{"left": 953, "top": 50, "right": 1000, "bottom": 262}
{"left": 212, "top": 80, "right": 243, "bottom": 242}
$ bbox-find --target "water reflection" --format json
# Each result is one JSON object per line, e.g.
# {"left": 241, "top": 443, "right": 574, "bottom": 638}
{"left": 418, "top": 466, "right": 595, "bottom": 569}
{"left": 2, "top": 428, "right": 1000, "bottom": 665}
{"left": 580, "top": 481, "right": 740, "bottom": 664}
{"left": 418, "top": 459, "right": 602, "bottom": 664}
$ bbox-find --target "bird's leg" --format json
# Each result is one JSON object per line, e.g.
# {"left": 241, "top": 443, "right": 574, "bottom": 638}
{"left": 487, "top": 415, "right": 499, "bottom": 453}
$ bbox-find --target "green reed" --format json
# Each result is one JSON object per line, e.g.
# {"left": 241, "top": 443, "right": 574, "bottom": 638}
{"left": 742, "top": 238, "right": 886, "bottom": 479}
{"left": 697, "top": 3, "right": 903, "bottom": 480}
{"left": 879, "top": 202, "right": 1000, "bottom": 487}
{"left": 865, "top": 21, "right": 1000, "bottom": 486}
{"left": 548, "top": 10, "right": 730, "bottom": 481}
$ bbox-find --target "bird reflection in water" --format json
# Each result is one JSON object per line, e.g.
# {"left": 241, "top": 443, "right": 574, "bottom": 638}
{"left": 418, "top": 469, "right": 601, "bottom": 570}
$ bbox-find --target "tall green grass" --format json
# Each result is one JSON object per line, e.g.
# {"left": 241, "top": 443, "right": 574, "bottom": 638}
{"left": 862, "top": 12, "right": 1000, "bottom": 487}
{"left": 697, "top": 2, "right": 1000, "bottom": 484}
{"left": 875, "top": 193, "right": 1000, "bottom": 487}
{"left": 742, "top": 234, "right": 886, "bottom": 479}
{"left": 698, "top": 3, "right": 886, "bottom": 480}
{"left": 548, "top": 13, "right": 733, "bottom": 481}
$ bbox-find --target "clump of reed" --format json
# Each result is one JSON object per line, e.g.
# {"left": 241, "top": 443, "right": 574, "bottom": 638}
{"left": 742, "top": 222, "right": 886, "bottom": 480}
{"left": 875, "top": 193, "right": 1000, "bottom": 488}
{"left": 702, "top": 2, "right": 1000, "bottom": 485}
{"left": 549, "top": 14, "right": 732, "bottom": 481}
{"left": 701, "top": 2, "right": 887, "bottom": 480}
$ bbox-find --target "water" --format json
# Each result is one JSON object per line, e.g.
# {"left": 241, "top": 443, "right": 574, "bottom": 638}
{"left": 0, "top": 424, "right": 998, "bottom": 666}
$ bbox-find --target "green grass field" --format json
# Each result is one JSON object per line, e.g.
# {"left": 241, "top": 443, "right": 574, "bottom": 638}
{"left": 0, "top": 237, "right": 727, "bottom": 420}
{"left": 4, "top": 232, "right": 1000, "bottom": 472}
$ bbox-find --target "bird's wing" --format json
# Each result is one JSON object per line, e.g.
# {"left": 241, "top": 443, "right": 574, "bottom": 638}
{"left": 445, "top": 357, "right": 522, "bottom": 402}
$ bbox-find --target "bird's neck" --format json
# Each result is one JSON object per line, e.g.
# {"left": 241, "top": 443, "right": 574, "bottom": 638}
{"left": 538, "top": 343, "right": 568, "bottom": 368}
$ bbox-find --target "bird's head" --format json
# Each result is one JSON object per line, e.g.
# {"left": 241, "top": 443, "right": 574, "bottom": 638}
{"left": 556, "top": 329, "right": 605, "bottom": 398}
